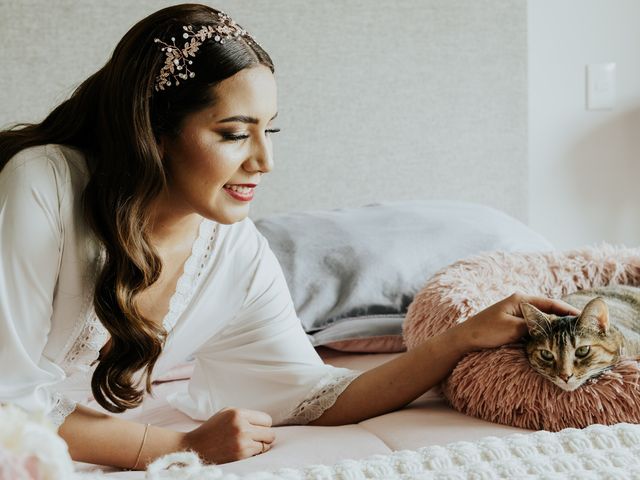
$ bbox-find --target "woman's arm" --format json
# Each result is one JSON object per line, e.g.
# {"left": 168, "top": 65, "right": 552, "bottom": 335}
{"left": 308, "top": 322, "right": 470, "bottom": 426}
{"left": 309, "top": 293, "right": 580, "bottom": 426}
{"left": 58, "top": 405, "right": 184, "bottom": 469}
{"left": 58, "top": 403, "right": 276, "bottom": 469}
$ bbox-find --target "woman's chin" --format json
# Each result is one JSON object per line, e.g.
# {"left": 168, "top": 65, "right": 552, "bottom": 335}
{"left": 206, "top": 206, "right": 250, "bottom": 225}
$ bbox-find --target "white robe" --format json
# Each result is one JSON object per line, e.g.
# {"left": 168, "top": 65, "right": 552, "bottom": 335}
{"left": 0, "top": 144, "right": 359, "bottom": 428}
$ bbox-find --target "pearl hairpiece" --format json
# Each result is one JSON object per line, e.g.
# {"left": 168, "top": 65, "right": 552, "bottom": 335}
{"left": 153, "top": 11, "right": 253, "bottom": 92}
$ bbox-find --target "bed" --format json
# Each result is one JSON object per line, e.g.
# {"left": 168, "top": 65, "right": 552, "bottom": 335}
{"left": 74, "top": 340, "right": 640, "bottom": 479}
{"left": 74, "top": 348, "right": 527, "bottom": 478}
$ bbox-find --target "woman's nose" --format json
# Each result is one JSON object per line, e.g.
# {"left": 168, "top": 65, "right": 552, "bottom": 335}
{"left": 258, "top": 147, "right": 274, "bottom": 173}
{"left": 245, "top": 137, "right": 273, "bottom": 173}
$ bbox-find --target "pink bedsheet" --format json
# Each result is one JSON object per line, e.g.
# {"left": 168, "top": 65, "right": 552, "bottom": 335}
{"left": 74, "top": 348, "right": 528, "bottom": 478}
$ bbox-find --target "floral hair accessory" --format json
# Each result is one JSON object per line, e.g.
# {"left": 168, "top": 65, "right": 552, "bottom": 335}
{"left": 153, "top": 11, "right": 255, "bottom": 91}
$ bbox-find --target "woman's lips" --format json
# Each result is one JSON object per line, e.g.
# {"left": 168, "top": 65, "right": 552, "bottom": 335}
{"left": 223, "top": 185, "right": 255, "bottom": 201}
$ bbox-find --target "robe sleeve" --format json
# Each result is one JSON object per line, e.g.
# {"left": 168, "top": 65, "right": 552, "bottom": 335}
{"left": 0, "top": 149, "right": 75, "bottom": 428}
{"left": 167, "top": 220, "right": 361, "bottom": 426}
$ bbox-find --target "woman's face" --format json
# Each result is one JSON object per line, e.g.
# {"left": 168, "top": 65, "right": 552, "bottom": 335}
{"left": 159, "top": 65, "right": 278, "bottom": 225}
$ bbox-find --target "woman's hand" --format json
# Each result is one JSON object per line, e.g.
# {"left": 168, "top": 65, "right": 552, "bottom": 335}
{"left": 180, "top": 407, "right": 276, "bottom": 464}
{"left": 452, "top": 292, "right": 580, "bottom": 352}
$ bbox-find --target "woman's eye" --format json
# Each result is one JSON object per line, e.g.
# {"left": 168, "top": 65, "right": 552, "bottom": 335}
{"left": 575, "top": 345, "right": 591, "bottom": 358}
{"left": 221, "top": 133, "right": 249, "bottom": 141}
{"left": 539, "top": 349, "right": 554, "bottom": 361}
{"left": 221, "top": 128, "right": 280, "bottom": 142}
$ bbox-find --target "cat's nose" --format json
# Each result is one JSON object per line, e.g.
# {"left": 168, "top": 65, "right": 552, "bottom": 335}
{"left": 559, "top": 373, "right": 574, "bottom": 382}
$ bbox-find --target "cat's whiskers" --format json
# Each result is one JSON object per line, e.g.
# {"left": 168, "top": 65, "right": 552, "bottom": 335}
{"left": 586, "top": 365, "right": 613, "bottom": 380}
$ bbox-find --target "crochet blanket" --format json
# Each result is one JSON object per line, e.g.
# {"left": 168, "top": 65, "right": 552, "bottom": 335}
{"left": 138, "top": 422, "right": 640, "bottom": 480}
{"left": 5, "top": 402, "right": 640, "bottom": 479}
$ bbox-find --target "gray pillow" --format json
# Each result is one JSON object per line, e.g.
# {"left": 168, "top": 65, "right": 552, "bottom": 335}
{"left": 254, "top": 200, "right": 553, "bottom": 341}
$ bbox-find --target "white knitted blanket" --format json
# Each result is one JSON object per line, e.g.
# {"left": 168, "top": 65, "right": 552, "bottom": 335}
{"left": 139, "top": 422, "right": 640, "bottom": 480}
{"left": 3, "top": 403, "right": 637, "bottom": 480}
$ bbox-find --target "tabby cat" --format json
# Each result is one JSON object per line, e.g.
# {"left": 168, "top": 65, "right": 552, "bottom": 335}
{"left": 522, "top": 285, "right": 640, "bottom": 391}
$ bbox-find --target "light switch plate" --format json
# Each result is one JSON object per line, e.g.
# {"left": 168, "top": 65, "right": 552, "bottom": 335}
{"left": 586, "top": 63, "right": 616, "bottom": 110}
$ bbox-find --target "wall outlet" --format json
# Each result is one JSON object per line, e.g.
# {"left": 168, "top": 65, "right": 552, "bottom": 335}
{"left": 586, "top": 63, "right": 616, "bottom": 110}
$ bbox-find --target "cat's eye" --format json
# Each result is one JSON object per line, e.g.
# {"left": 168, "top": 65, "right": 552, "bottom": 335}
{"left": 575, "top": 345, "right": 591, "bottom": 358}
{"left": 539, "top": 349, "right": 554, "bottom": 361}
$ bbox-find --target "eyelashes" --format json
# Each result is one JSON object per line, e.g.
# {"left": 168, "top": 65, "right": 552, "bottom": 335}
{"left": 221, "top": 128, "right": 281, "bottom": 142}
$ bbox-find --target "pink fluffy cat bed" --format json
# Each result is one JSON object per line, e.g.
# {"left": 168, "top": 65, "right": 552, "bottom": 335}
{"left": 403, "top": 244, "right": 640, "bottom": 431}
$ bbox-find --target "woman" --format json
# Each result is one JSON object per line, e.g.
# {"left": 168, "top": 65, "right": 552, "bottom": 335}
{"left": 0, "top": 3, "right": 578, "bottom": 471}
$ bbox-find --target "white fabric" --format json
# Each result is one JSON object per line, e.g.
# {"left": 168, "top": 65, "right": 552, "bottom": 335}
{"left": 0, "top": 144, "right": 359, "bottom": 428}
{"left": 279, "top": 370, "right": 359, "bottom": 425}
{"left": 142, "top": 422, "right": 640, "bottom": 479}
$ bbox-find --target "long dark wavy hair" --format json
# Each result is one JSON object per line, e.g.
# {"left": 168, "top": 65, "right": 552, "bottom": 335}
{"left": 0, "top": 4, "right": 274, "bottom": 413}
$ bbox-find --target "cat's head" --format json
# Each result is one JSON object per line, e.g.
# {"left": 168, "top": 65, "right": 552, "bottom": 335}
{"left": 521, "top": 297, "right": 621, "bottom": 391}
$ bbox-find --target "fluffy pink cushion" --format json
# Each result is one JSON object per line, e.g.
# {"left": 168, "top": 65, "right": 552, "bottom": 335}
{"left": 403, "top": 244, "right": 640, "bottom": 431}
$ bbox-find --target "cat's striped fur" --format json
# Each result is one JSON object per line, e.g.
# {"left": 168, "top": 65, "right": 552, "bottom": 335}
{"left": 522, "top": 285, "right": 640, "bottom": 391}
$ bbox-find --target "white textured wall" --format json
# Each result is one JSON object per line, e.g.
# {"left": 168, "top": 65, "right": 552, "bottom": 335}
{"left": 529, "top": 0, "right": 640, "bottom": 249}
{"left": 0, "top": 1, "right": 528, "bottom": 221}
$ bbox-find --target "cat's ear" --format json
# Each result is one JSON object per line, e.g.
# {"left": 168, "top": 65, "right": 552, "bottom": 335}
{"left": 521, "top": 303, "right": 550, "bottom": 336}
{"left": 577, "top": 297, "right": 609, "bottom": 333}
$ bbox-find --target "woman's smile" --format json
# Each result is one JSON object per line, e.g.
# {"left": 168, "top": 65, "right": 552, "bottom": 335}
{"left": 223, "top": 184, "right": 256, "bottom": 201}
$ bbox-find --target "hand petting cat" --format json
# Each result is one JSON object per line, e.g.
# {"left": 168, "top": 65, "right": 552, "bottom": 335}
{"left": 453, "top": 292, "right": 581, "bottom": 351}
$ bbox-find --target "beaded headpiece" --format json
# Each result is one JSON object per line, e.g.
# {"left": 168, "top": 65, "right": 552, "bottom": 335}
{"left": 153, "top": 11, "right": 254, "bottom": 92}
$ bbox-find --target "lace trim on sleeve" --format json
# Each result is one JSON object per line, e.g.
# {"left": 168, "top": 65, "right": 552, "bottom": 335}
{"left": 281, "top": 370, "right": 361, "bottom": 425}
{"left": 48, "top": 393, "right": 77, "bottom": 429}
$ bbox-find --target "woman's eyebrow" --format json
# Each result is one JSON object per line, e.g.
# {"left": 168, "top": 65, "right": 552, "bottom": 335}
{"left": 216, "top": 112, "right": 278, "bottom": 124}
